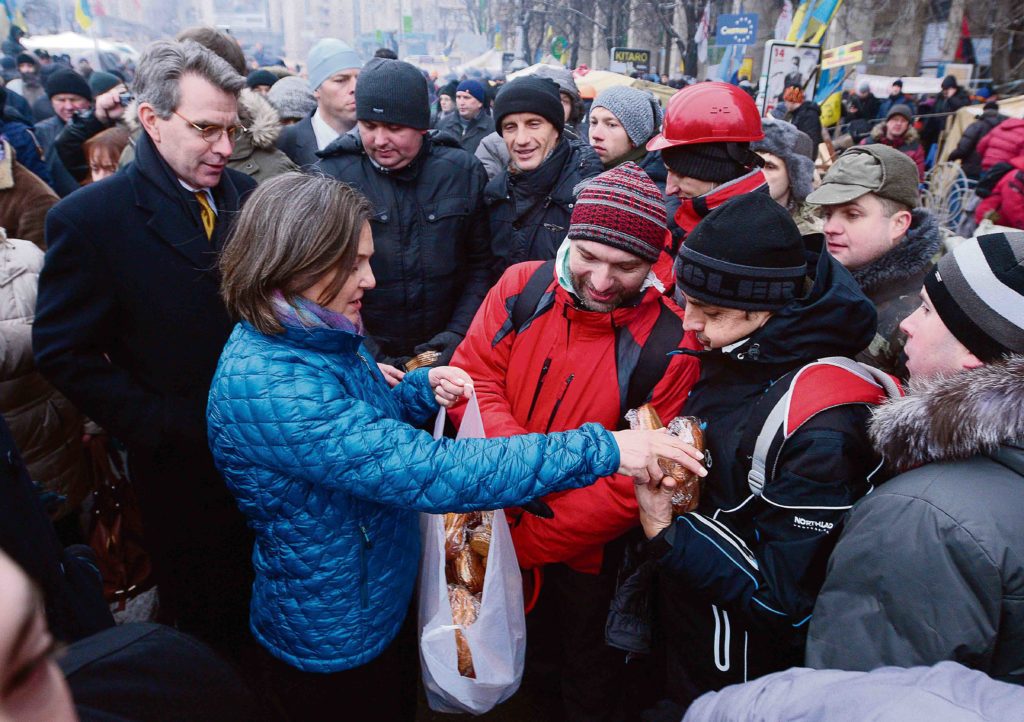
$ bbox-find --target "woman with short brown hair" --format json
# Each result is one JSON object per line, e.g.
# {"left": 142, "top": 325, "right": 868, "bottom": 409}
{"left": 207, "top": 172, "right": 704, "bottom": 720}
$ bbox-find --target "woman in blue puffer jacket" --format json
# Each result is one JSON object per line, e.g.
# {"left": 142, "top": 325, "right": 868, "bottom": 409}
{"left": 207, "top": 173, "right": 706, "bottom": 721}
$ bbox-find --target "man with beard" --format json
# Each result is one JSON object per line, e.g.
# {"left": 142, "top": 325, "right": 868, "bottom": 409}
{"left": 450, "top": 163, "right": 701, "bottom": 721}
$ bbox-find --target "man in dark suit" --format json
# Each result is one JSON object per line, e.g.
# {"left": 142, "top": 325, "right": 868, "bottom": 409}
{"left": 33, "top": 39, "right": 257, "bottom": 662}
{"left": 276, "top": 37, "right": 362, "bottom": 168}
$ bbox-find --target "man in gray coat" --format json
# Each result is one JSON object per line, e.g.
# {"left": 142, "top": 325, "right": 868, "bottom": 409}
{"left": 805, "top": 231, "right": 1024, "bottom": 685}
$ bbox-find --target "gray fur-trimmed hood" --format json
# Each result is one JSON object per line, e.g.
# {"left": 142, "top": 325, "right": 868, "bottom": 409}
{"left": 851, "top": 208, "right": 941, "bottom": 295}
{"left": 751, "top": 116, "right": 815, "bottom": 203}
{"left": 870, "top": 355, "right": 1024, "bottom": 472}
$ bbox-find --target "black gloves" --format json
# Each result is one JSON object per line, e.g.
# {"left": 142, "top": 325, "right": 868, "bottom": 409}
{"left": 414, "top": 330, "right": 464, "bottom": 367}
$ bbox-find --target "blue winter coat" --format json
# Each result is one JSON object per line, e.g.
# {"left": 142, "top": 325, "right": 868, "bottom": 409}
{"left": 207, "top": 321, "right": 619, "bottom": 672}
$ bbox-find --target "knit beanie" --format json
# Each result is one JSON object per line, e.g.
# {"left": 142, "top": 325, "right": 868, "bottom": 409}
{"left": 493, "top": 76, "right": 564, "bottom": 134}
{"left": 88, "top": 70, "right": 121, "bottom": 96}
{"left": 355, "top": 57, "right": 430, "bottom": 130}
{"left": 456, "top": 79, "right": 486, "bottom": 105}
{"left": 45, "top": 69, "right": 92, "bottom": 100}
{"left": 592, "top": 86, "right": 663, "bottom": 147}
{"left": 751, "top": 117, "right": 815, "bottom": 202}
{"left": 568, "top": 162, "right": 667, "bottom": 263}
{"left": 924, "top": 232, "right": 1024, "bottom": 362}
{"left": 783, "top": 86, "right": 805, "bottom": 103}
{"left": 661, "top": 142, "right": 750, "bottom": 183}
{"left": 941, "top": 74, "right": 958, "bottom": 90}
{"left": 676, "top": 193, "right": 806, "bottom": 310}
{"left": 886, "top": 103, "right": 913, "bottom": 121}
{"left": 528, "top": 64, "right": 581, "bottom": 104}
{"left": 307, "top": 38, "right": 362, "bottom": 91}
{"left": 267, "top": 75, "right": 317, "bottom": 121}
{"left": 439, "top": 81, "right": 458, "bottom": 100}
{"left": 246, "top": 69, "right": 279, "bottom": 89}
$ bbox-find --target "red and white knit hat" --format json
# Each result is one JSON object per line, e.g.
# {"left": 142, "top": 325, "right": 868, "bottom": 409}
{"left": 568, "top": 162, "right": 667, "bottom": 263}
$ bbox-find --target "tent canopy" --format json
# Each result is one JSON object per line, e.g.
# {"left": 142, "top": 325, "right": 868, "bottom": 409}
{"left": 457, "top": 48, "right": 504, "bottom": 75}
{"left": 570, "top": 69, "right": 676, "bottom": 106}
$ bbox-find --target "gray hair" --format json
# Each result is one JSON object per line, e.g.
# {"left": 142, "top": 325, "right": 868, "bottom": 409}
{"left": 133, "top": 39, "right": 244, "bottom": 119}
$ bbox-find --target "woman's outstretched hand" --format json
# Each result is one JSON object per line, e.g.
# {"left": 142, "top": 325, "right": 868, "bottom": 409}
{"left": 610, "top": 428, "right": 707, "bottom": 539}
{"left": 429, "top": 366, "right": 475, "bottom": 408}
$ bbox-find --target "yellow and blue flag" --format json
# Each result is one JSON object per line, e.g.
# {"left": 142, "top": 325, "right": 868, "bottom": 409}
{"left": 814, "top": 66, "right": 847, "bottom": 127}
{"left": 787, "top": 0, "right": 844, "bottom": 47}
{"left": 74, "top": 0, "right": 93, "bottom": 30}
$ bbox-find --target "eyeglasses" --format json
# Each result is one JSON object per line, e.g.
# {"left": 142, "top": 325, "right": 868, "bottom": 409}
{"left": 173, "top": 110, "right": 247, "bottom": 144}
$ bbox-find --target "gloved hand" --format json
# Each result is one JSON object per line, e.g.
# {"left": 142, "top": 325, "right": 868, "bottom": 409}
{"left": 414, "top": 331, "right": 464, "bottom": 367}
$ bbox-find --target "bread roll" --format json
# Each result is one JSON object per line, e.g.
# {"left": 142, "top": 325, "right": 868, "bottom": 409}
{"left": 469, "top": 526, "right": 491, "bottom": 559}
{"left": 665, "top": 416, "right": 705, "bottom": 515}
{"left": 444, "top": 513, "right": 470, "bottom": 561}
{"left": 448, "top": 584, "right": 480, "bottom": 678}
{"left": 453, "top": 546, "right": 485, "bottom": 594}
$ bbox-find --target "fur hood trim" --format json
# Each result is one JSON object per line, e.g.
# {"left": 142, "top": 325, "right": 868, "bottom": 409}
{"left": 870, "top": 355, "right": 1024, "bottom": 472}
{"left": 122, "top": 88, "right": 281, "bottom": 150}
{"left": 239, "top": 88, "right": 282, "bottom": 149}
{"left": 870, "top": 121, "right": 921, "bottom": 146}
{"left": 851, "top": 208, "right": 940, "bottom": 294}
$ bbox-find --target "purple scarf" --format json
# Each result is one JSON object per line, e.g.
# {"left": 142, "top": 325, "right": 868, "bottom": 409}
{"left": 270, "top": 290, "right": 364, "bottom": 335}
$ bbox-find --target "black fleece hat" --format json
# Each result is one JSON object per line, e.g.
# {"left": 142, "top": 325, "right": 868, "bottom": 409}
{"left": 16, "top": 52, "right": 37, "bottom": 67}
{"left": 45, "top": 69, "right": 92, "bottom": 100}
{"left": 246, "top": 69, "right": 279, "bottom": 89}
{"left": 941, "top": 74, "right": 958, "bottom": 90}
{"left": 493, "top": 76, "right": 564, "bottom": 134}
{"left": 661, "top": 142, "right": 752, "bottom": 183}
{"left": 676, "top": 193, "right": 807, "bottom": 311}
{"left": 355, "top": 57, "right": 430, "bottom": 130}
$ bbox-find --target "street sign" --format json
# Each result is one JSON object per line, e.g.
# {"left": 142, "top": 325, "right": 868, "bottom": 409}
{"left": 501, "top": 52, "right": 516, "bottom": 73}
{"left": 715, "top": 13, "right": 759, "bottom": 46}
{"left": 821, "top": 40, "right": 863, "bottom": 70}
{"left": 610, "top": 47, "right": 651, "bottom": 73}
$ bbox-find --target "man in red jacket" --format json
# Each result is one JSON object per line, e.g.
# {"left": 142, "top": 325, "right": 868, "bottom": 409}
{"left": 450, "top": 162, "right": 700, "bottom": 721}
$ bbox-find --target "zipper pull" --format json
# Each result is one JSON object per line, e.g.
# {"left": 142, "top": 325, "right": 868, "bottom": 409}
{"left": 359, "top": 524, "right": 373, "bottom": 548}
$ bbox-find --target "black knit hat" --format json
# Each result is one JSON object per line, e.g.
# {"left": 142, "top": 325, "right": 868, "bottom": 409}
{"left": 676, "top": 193, "right": 806, "bottom": 311}
{"left": 246, "top": 69, "right": 279, "bottom": 89}
{"left": 493, "top": 76, "right": 564, "bottom": 135}
{"left": 355, "top": 57, "right": 430, "bottom": 130}
{"left": 941, "top": 74, "right": 958, "bottom": 90}
{"left": 661, "top": 142, "right": 751, "bottom": 183}
{"left": 924, "top": 232, "right": 1024, "bottom": 362}
{"left": 44, "top": 69, "right": 92, "bottom": 100}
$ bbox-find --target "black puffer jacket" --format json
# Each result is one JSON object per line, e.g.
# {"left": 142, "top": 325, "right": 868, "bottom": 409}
{"left": 485, "top": 135, "right": 602, "bottom": 277}
{"left": 316, "top": 131, "right": 492, "bottom": 363}
{"left": 948, "top": 108, "right": 1006, "bottom": 179}
{"left": 786, "top": 101, "right": 823, "bottom": 146}
{"left": 644, "top": 239, "right": 884, "bottom": 711}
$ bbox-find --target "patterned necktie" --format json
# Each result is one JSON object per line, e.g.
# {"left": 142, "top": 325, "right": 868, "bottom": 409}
{"left": 195, "top": 191, "right": 215, "bottom": 241}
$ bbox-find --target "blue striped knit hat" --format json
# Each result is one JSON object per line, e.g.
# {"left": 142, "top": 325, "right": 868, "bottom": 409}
{"left": 568, "top": 162, "right": 667, "bottom": 263}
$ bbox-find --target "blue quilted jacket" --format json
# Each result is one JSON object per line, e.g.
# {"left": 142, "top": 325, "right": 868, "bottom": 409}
{"left": 207, "top": 321, "right": 619, "bottom": 672}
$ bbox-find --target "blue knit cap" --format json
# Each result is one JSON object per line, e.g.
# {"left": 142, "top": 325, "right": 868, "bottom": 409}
{"left": 307, "top": 38, "right": 362, "bottom": 91}
{"left": 456, "top": 79, "right": 487, "bottom": 106}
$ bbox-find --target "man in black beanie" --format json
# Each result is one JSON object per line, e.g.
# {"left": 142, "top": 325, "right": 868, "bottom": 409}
{"left": 485, "top": 75, "right": 602, "bottom": 276}
{"left": 626, "top": 192, "right": 892, "bottom": 714}
{"left": 317, "top": 57, "right": 493, "bottom": 371}
{"left": 34, "top": 69, "right": 94, "bottom": 196}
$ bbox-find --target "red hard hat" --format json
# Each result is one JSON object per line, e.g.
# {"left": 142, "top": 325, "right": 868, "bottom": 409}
{"left": 647, "top": 81, "right": 764, "bottom": 151}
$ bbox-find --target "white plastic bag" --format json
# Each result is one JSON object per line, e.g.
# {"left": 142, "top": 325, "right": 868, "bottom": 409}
{"left": 418, "top": 393, "right": 526, "bottom": 714}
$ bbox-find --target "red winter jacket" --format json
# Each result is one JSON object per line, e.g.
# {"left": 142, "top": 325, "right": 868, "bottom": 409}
{"left": 975, "top": 156, "right": 1024, "bottom": 230}
{"left": 978, "top": 118, "right": 1024, "bottom": 172}
{"left": 450, "top": 261, "right": 700, "bottom": 574}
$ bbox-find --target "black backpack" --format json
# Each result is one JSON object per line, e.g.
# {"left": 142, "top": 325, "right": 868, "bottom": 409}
{"left": 975, "top": 161, "right": 1015, "bottom": 198}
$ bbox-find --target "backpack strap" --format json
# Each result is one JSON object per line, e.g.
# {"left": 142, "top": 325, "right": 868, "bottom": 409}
{"left": 747, "top": 357, "right": 903, "bottom": 496}
{"left": 511, "top": 259, "right": 557, "bottom": 333}
{"left": 622, "top": 302, "right": 685, "bottom": 417}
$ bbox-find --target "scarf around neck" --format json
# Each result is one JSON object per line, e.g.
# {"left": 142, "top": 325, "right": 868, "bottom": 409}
{"left": 270, "top": 290, "right": 364, "bottom": 335}
{"left": 673, "top": 167, "right": 769, "bottom": 234}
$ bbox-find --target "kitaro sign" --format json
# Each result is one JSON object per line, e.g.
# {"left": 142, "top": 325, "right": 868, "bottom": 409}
{"left": 610, "top": 47, "right": 651, "bottom": 73}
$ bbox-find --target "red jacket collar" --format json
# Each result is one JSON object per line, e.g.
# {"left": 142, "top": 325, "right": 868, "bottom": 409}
{"left": 673, "top": 168, "right": 769, "bottom": 234}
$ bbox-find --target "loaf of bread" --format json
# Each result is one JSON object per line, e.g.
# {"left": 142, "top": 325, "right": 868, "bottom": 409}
{"left": 452, "top": 546, "right": 485, "bottom": 594}
{"left": 665, "top": 416, "right": 704, "bottom": 515}
{"left": 448, "top": 584, "right": 480, "bottom": 678}
{"left": 626, "top": 404, "right": 706, "bottom": 515}
{"left": 444, "top": 513, "right": 470, "bottom": 561}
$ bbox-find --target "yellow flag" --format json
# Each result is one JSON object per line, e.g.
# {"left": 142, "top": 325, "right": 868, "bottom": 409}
{"left": 74, "top": 0, "right": 93, "bottom": 31}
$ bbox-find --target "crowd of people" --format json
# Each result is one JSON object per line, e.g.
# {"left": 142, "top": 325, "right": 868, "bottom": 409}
{"left": 1, "top": 22, "right": 1023, "bottom": 722}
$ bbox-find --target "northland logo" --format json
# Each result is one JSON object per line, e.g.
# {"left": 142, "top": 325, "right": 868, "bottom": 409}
{"left": 793, "top": 516, "right": 834, "bottom": 532}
